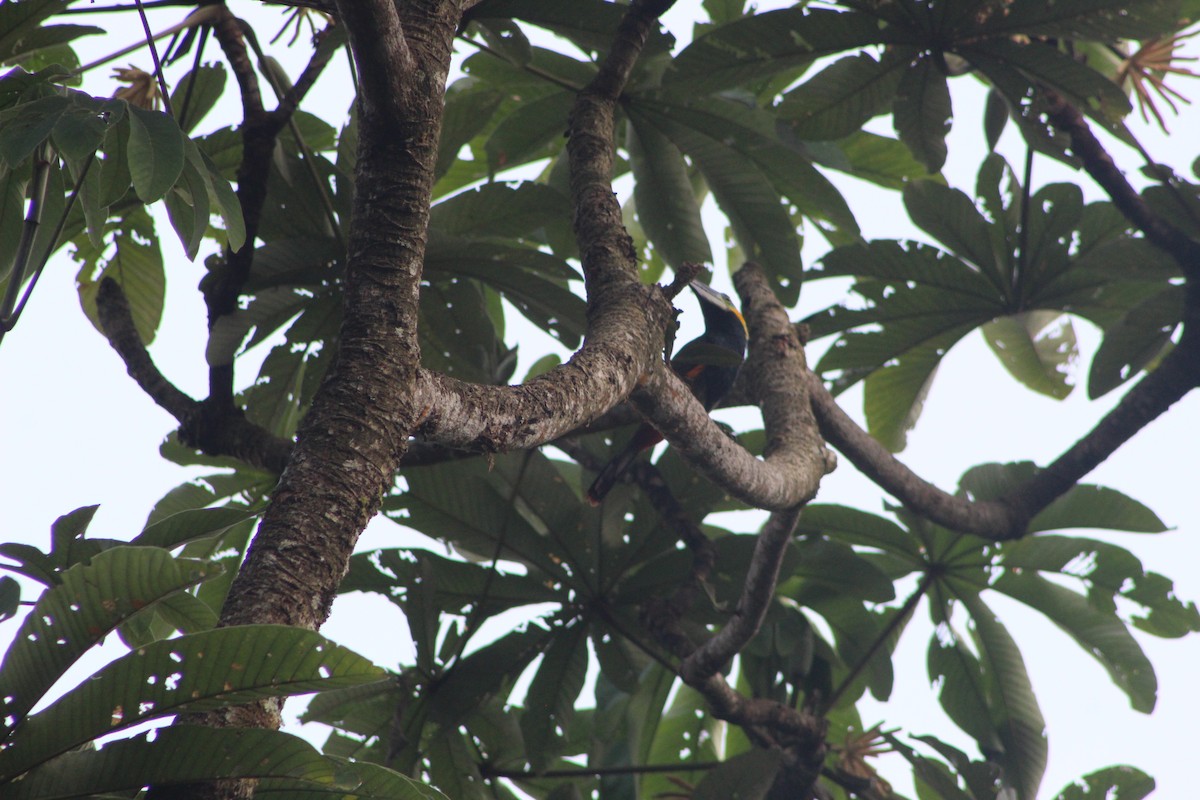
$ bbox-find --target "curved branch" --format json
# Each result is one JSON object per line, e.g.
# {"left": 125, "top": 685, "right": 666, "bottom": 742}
{"left": 96, "top": 277, "right": 197, "bottom": 420}
{"left": 1007, "top": 314, "right": 1200, "bottom": 521}
{"left": 810, "top": 318, "right": 1200, "bottom": 540}
{"left": 629, "top": 263, "right": 835, "bottom": 511}
{"left": 1043, "top": 91, "right": 1200, "bottom": 280}
{"left": 96, "top": 278, "right": 294, "bottom": 474}
{"left": 680, "top": 507, "right": 800, "bottom": 685}
{"left": 408, "top": 0, "right": 686, "bottom": 452}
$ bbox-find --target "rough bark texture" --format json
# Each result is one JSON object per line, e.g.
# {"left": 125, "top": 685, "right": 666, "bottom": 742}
{"left": 630, "top": 263, "right": 835, "bottom": 510}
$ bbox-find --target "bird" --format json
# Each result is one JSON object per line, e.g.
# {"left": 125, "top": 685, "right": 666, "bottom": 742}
{"left": 585, "top": 280, "right": 748, "bottom": 506}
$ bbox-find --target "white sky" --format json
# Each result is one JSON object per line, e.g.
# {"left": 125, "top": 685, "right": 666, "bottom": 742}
{"left": 3, "top": 1, "right": 1199, "bottom": 797}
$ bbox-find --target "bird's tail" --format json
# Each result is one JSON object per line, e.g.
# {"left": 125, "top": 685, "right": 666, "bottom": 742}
{"left": 585, "top": 446, "right": 641, "bottom": 506}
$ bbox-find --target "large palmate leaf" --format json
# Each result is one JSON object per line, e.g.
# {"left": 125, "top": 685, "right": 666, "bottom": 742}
{"left": 0, "top": 546, "right": 218, "bottom": 728}
{"left": 387, "top": 452, "right": 587, "bottom": 581}
{"left": 807, "top": 152, "right": 1182, "bottom": 443}
{"left": 893, "top": 53, "right": 952, "bottom": 173}
{"left": 992, "top": 571, "right": 1156, "bottom": 712}
{"left": 776, "top": 51, "right": 907, "bottom": 141}
{"left": 0, "top": 623, "right": 385, "bottom": 781}
{"left": 927, "top": 581, "right": 1049, "bottom": 800}
{"left": 521, "top": 619, "right": 589, "bottom": 768}
{"left": 971, "top": 0, "right": 1182, "bottom": 41}
{"left": 666, "top": 7, "right": 896, "bottom": 93}
{"left": 2, "top": 725, "right": 446, "bottom": 800}
{"left": 1054, "top": 765, "right": 1155, "bottom": 800}
{"left": 626, "top": 115, "right": 712, "bottom": 269}
{"left": 343, "top": 548, "right": 561, "bottom": 618}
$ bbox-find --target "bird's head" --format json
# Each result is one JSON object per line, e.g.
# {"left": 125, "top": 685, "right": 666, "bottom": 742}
{"left": 689, "top": 280, "right": 748, "bottom": 342}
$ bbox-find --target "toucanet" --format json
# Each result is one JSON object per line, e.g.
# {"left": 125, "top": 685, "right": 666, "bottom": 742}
{"left": 586, "top": 280, "right": 748, "bottom": 505}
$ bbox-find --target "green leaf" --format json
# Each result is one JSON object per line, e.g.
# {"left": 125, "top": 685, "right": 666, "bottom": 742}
{"left": 1054, "top": 765, "right": 1155, "bottom": 800}
{"left": 428, "top": 180, "right": 571, "bottom": 243}
{"left": 627, "top": 101, "right": 803, "bottom": 302}
{"left": 206, "top": 285, "right": 309, "bottom": 366}
{"left": 0, "top": 94, "right": 67, "bottom": 168}
{"left": 261, "top": 755, "right": 450, "bottom": 799}
{"left": 959, "top": 592, "right": 1047, "bottom": 800}
{"left": 436, "top": 77, "right": 503, "bottom": 181}
{"left": 862, "top": 332, "right": 948, "bottom": 451}
{"left": 348, "top": 547, "right": 561, "bottom": 616}
{"left": 428, "top": 626, "right": 551, "bottom": 728}
{"left": 903, "top": 180, "right": 1008, "bottom": 295}
{"left": 0, "top": 547, "right": 217, "bottom": 728}
{"left": 991, "top": 571, "right": 1156, "bottom": 713}
{"left": 984, "top": 87, "right": 1009, "bottom": 151}
{"left": 0, "top": 725, "right": 442, "bottom": 800}
{"left": 829, "top": 129, "right": 936, "bottom": 189}
{"left": 885, "top": 733, "right": 977, "bottom": 800}
{"left": 692, "top": 747, "right": 783, "bottom": 799}
{"left": 0, "top": 577, "right": 19, "bottom": 622}
{"left": 927, "top": 631, "right": 1003, "bottom": 752}
{"left": 2, "top": 24, "right": 101, "bottom": 64}
{"left": 471, "top": 0, "right": 662, "bottom": 57}
{"left": 976, "top": 39, "right": 1131, "bottom": 122}
{"left": 164, "top": 150, "right": 212, "bottom": 259}
{"left": 125, "top": 104, "right": 185, "bottom": 203}
{"left": 484, "top": 90, "right": 574, "bottom": 175}
{"left": 423, "top": 238, "right": 584, "bottom": 347}
{"left": 1087, "top": 286, "right": 1181, "bottom": 398}
{"left": 50, "top": 95, "right": 120, "bottom": 164}
{"left": 171, "top": 62, "right": 226, "bottom": 134}
{"left": 981, "top": 311, "right": 1076, "bottom": 399}
{"left": 626, "top": 116, "right": 712, "bottom": 269}
{"left": 893, "top": 55, "right": 951, "bottom": 173}
{"left": 76, "top": 214, "right": 166, "bottom": 344}
{"left": 995, "top": 531, "right": 1200, "bottom": 639}
{"left": 777, "top": 52, "right": 905, "bottom": 140}
{"left": 520, "top": 620, "right": 589, "bottom": 768}
{"left": 133, "top": 507, "right": 259, "bottom": 550}
{"left": 666, "top": 7, "right": 892, "bottom": 93}
{"left": 388, "top": 457, "right": 571, "bottom": 579}
{"left": 0, "top": 625, "right": 385, "bottom": 780}
{"left": 1029, "top": 484, "right": 1168, "bottom": 534}
{"left": 975, "top": 0, "right": 1181, "bottom": 40}
{"left": 795, "top": 503, "right": 924, "bottom": 560}
{"left": 783, "top": 538, "right": 896, "bottom": 603}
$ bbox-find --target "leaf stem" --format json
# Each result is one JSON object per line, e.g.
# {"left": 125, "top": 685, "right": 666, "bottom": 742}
{"left": 482, "top": 760, "right": 722, "bottom": 779}
{"left": 133, "top": 0, "right": 174, "bottom": 117}
{"left": 820, "top": 573, "right": 931, "bottom": 715}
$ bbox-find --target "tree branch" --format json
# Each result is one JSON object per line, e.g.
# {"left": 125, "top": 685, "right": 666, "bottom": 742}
{"left": 629, "top": 263, "right": 835, "bottom": 511}
{"left": 680, "top": 508, "right": 800, "bottom": 686}
{"left": 95, "top": 278, "right": 294, "bottom": 474}
{"left": 809, "top": 319, "right": 1200, "bottom": 540}
{"left": 1043, "top": 91, "right": 1200, "bottom": 280}
{"left": 95, "top": 277, "right": 196, "bottom": 421}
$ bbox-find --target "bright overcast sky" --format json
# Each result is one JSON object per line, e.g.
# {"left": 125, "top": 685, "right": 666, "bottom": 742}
{"left": 3, "top": 1, "right": 1199, "bottom": 797}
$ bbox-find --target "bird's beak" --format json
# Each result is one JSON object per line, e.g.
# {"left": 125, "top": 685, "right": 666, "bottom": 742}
{"left": 689, "top": 279, "right": 727, "bottom": 308}
{"left": 689, "top": 280, "right": 747, "bottom": 337}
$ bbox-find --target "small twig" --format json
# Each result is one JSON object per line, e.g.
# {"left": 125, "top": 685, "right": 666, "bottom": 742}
{"left": 455, "top": 33, "right": 584, "bottom": 94}
{"left": 821, "top": 574, "right": 931, "bottom": 714}
{"left": 1, "top": 150, "right": 96, "bottom": 343}
{"left": 74, "top": 6, "right": 219, "bottom": 76}
{"left": 680, "top": 508, "right": 801, "bottom": 686}
{"left": 1015, "top": 145, "right": 1033, "bottom": 301}
{"left": 481, "top": 760, "right": 722, "bottom": 779}
{"left": 175, "top": 23, "right": 210, "bottom": 131}
{"left": 133, "top": 0, "right": 174, "bottom": 116}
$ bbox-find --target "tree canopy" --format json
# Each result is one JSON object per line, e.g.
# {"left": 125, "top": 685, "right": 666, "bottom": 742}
{"left": 2, "top": 1, "right": 1200, "bottom": 799}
